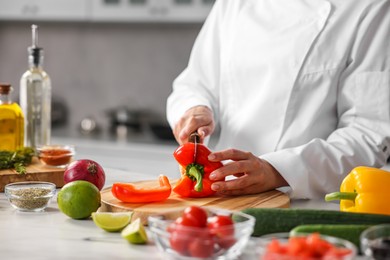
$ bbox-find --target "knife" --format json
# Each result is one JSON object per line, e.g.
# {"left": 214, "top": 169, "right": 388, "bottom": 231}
{"left": 189, "top": 132, "right": 200, "bottom": 163}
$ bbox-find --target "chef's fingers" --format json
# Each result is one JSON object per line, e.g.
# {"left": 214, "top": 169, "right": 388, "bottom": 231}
{"left": 208, "top": 149, "right": 253, "bottom": 162}
{"left": 175, "top": 106, "right": 215, "bottom": 144}
{"left": 180, "top": 122, "right": 213, "bottom": 141}
{"left": 209, "top": 159, "right": 256, "bottom": 181}
{"left": 211, "top": 177, "right": 262, "bottom": 195}
{"left": 211, "top": 159, "right": 288, "bottom": 194}
{"left": 216, "top": 184, "right": 262, "bottom": 196}
{"left": 197, "top": 127, "right": 210, "bottom": 143}
{"left": 179, "top": 124, "right": 214, "bottom": 144}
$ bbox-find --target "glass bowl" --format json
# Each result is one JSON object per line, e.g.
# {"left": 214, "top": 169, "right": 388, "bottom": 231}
{"left": 5, "top": 181, "right": 56, "bottom": 211}
{"left": 148, "top": 207, "right": 255, "bottom": 260}
{"left": 256, "top": 232, "right": 357, "bottom": 260}
{"left": 36, "top": 144, "right": 75, "bottom": 167}
{"left": 360, "top": 224, "right": 390, "bottom": 260}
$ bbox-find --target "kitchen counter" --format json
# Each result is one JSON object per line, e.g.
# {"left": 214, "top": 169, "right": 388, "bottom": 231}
{"left": 0, "top": 166, "right": 342, "bottom": 260}
{"left": 1, "top": 137, "right": 384, "bottom": 259}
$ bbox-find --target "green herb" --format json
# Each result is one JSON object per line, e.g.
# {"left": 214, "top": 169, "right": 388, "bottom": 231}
{"left": 0, "top": 147, "right": 35, "bottom": 174}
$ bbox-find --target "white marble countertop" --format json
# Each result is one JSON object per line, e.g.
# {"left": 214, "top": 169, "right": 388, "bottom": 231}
{"left": 1, "top": 137, "right": 382, "bottom": 259}
{"left": 0, "top": 166, "right": 342, "bottom": 260}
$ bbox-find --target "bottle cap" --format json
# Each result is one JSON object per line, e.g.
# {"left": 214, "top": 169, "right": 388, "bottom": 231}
{"left": 0, "top": 83, "right": 12, "bottom": 94}
{"left": 28, "top": 46, "right": 43, "bottom": 66}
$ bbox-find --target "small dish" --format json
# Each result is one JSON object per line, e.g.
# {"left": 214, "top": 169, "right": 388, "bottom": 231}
{"left": 256, "top": 232, "right": 357, "bottom": 260}
{"left": 148, "top": 207, "right": 255, "bottom": 260}
{"left": 36, "top": 144, "right": 75, "bottom": 167}
{"left": 360, "top": 224, "right": 390, "bottom": 260}
{"left": 5, "top": 181, "right": 56, "bottom": 211}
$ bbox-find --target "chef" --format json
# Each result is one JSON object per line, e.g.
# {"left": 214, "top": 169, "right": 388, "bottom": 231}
{"left": 166, "top": 0, "right": 390, "bottom": 199}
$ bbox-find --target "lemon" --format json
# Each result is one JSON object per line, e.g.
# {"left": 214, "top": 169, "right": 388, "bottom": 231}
{"left": 92, "top": 212, "right": 133, "bottom": 232}
{"left": 57, "top": 180, "right": 101, "bottom": 219}
{"left": 121, "top": 218, "right": 148, "bottom": 244}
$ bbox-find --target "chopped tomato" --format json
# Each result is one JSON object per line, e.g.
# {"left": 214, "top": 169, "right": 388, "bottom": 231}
{"left": 264, "top": 233, "right": 353, "bottom": 260}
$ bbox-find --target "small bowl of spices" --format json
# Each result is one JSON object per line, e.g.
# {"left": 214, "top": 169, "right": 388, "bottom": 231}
{"left": 36, "top": 144, "right": 75, "bottom": 168}
{"left": 361, "top": 224, "right": 390, "bottom": 260}
{"left": 5, "top": 181, "right": 56, "bottom": 212}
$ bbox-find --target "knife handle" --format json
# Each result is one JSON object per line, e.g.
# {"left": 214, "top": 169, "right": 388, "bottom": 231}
{"left": 188, "top": 132, "right": 200, "bottom": 143}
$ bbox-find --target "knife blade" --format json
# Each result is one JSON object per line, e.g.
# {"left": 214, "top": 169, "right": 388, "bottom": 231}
{"left": 189, "top": 132, "right": 200, "bottom": 163}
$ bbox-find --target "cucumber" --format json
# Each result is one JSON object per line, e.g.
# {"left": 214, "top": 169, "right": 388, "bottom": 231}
{"left": 289, "top": 224, "right": 371, "bottom": 250}
{"left": 239, "top": 208, "right": 390, "bottom": 237}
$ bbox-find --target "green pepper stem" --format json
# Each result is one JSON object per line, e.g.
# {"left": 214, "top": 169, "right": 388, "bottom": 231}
{"left": 325, "top": 192, "right": 358, "bottom": 202}
{"left": 187, "top": 165, "right": 203, "bottom": 192}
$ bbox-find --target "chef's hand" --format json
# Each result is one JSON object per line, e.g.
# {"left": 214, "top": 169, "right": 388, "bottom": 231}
{"left": 208, "top": 149, "right": 289, "bottom": 195}
{"left": 173, "top": 105, "right": 215, "bottom": 145}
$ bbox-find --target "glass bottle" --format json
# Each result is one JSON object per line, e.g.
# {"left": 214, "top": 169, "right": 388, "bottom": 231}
{"left": 0, "top": 83, "right": 24, "bottom": 151}
{"left": 20, "top": 24, "right": 51, "bottom": 149}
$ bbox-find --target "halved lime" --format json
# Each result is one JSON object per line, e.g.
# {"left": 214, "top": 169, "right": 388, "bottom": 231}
{"left": 92, "top": 212, "right": 133, "bottom": 232}
{"left": 121, "top": 218, "right": 148, "bottom": 244}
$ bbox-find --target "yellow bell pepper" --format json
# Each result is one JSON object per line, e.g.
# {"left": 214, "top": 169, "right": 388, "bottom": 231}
{"left": 325, "top": 166, "right": 390, "bottom": 215}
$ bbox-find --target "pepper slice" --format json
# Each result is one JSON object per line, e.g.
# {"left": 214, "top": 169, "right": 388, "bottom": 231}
{"left": 173, "top": 143, "right": 223, "bottom": 198}
{"left": 111, "top": 174, "right": 171, "bottom": 203}
{"left": 325, "top": 166, "right": 390, "bottom": 215}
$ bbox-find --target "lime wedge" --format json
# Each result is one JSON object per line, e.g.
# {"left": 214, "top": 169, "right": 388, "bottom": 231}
{"left": 92, "top": 212, "right": 133, "bottom": 232}
{"left": 121, "top": 218, "right": 148, "bottom": 244}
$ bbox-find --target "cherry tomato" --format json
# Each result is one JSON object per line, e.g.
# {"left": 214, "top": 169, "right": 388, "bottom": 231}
{"left": 175, "top": 216, "right": 199, "bottom": 227}
{"left": 208, "top": 215, "right": 235, "bottom": 237}
{"left": 183, "top": 206, "right": 208, "bottom": 227}
{"left": 217, "top": 236, "right": 236, "bottom": 249}
{"left": 169, "top": 206, "right": 208, "bottom": 257}
{"left": 188, "top": 232, "right": 215, "bottom": 258}
{"left": 169, "top": 230, "right": 190, "bottom": 256}
{"left": 208, "top": 215, "right": 236, "bottom": 249}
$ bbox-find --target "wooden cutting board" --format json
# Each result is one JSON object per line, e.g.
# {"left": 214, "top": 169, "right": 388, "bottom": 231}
{"left": 0, "top": 157, "right": 65, "bottom": 192}
{"left": 100, "top": 179, "right": 290, "bottom": 225}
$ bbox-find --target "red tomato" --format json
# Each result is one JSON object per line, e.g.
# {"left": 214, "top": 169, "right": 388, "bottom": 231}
{"left": 217, "top": 236, "right": 236, "bottom": 249}
{"left": 266, "top": 239, "right": 284, "bottom": 254}
{"left": 183, "top": 206, "right": 208, "bottom": 227}
{"left": 169, "top": 230, "right": 190, "bottom": 256}
{"left": 306, "top": 233, "right": 332, "bottom": 257}
{"left": 169, "top": 206, "right": 209, "bottom": 257}
{"left": 208, "top": 215, "right": 235, "bottom": 237}
{"left": 188, "top": 234, "right": 214, "bottom": 258}
{"left": 287, "top": 237, "right": 306, "bottom": 256}
{"left": 174, "top": 216, "right": 199, "bottom": 227}
{"left": 264, "top": 233, "right": 353, "bottom": 260}
{"left": 208, "top": 215, "right": 236, "bottom": 249}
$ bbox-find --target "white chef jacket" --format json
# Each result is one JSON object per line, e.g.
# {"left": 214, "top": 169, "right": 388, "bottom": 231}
{"left": 167, "top": 0, "right": 390, "bottom": 199}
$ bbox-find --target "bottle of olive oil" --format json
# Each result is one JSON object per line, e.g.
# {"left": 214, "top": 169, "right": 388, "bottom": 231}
{"left": 20, "top": 24, "right": 51, "bottom": 148}
{"left": 0, "top": 83, "right": 24, "bottom": 151}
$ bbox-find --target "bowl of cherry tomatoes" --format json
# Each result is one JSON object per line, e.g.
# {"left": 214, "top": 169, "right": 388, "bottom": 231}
{"left": 148, "top": 206, "right": 255, "bottom": 260}
{"left": 257, "top": 232, "right": 357, "bottom": 260}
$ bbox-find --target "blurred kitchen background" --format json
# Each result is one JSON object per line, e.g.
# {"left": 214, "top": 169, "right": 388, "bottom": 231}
{"left": 0, "top": 0, "right": 215, "bottom": 145}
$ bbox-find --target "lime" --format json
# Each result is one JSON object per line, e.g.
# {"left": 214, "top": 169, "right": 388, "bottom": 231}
{"left": 92, "top": 212, "right": 133, "bottom": 232}
{"left": 57, "top": 180, "right": 101, "bottom": 219}
{"left": 121, "top": 218, "right": 148, "bottom": 244}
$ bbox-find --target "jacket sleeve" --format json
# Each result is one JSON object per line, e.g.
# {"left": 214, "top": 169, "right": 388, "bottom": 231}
{"left": 262, "top": 0, "right": 390, "bottom": 199}
{"left": 166, "top": 0, "right": 227, "bottom": 129}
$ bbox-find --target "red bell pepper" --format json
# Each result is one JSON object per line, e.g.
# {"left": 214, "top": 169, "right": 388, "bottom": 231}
{"left": 111, "top": 174, "right": 171, "bottom": 203}
{"left": 173, "top": 143, "right": 223, "bottom": 198}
